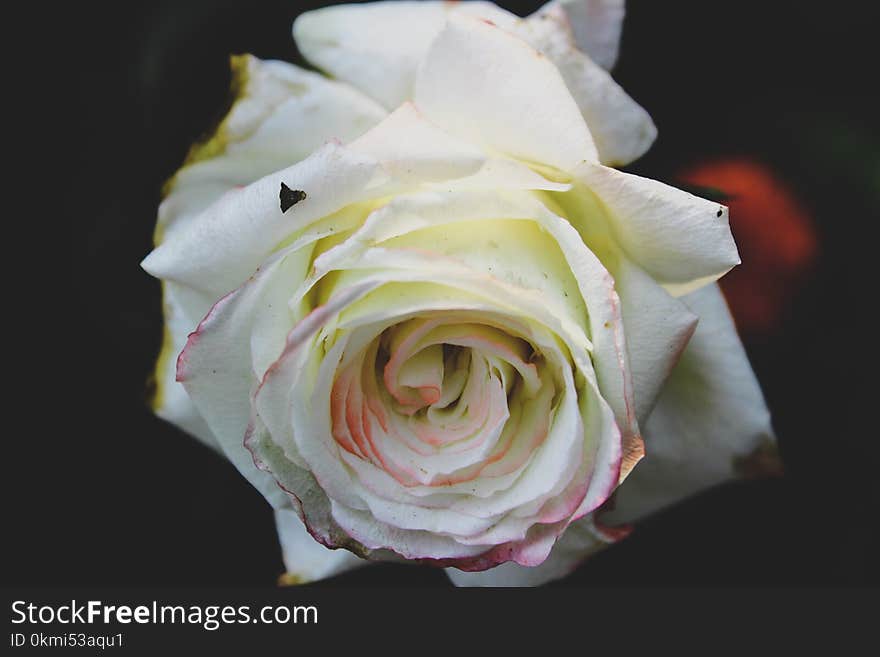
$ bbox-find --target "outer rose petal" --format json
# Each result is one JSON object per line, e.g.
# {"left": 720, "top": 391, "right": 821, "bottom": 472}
{"left": 142, "top": 143, "right": 386, "bottom": 301}
{"left": 415, "top": 14, "right": 599, "bottom": 170}
{"left": 142, "top": 109, "right": 485, "bottom": 302}
{"left": 609, "top": 255, "right": 698, "bottom": 423}
{"left": 171, "top": 253, "right": 310, "bottom": 509}
{"left": 519, "top": 5, "right": 656, "bottom": 166}
{"left": 150, "top": 282, "right": 217, "bottom": 450}
{"left": 158, "top": 54, "right": 386, "bottom": 243}
{"left": 293, "top": 1, "right": 652, "bottom": 166}
{"left": 573, "top": 163, "right": 741, "bottom": 293}
{"left": 293, "top": 1, "right": 517, "bottom": 109}
{"left": 275, "top": 509, "right": 364, "bottom": 584}
{"left": 601, "top": 283, "right": 776, "bottom": 525}
{"left": 534, "top": 0, "right": 625, "bottom": 70}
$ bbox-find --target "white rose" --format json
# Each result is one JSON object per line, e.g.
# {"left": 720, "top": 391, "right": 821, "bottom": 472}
{"left": 141, "top": 0, "right": 774, "bottom": 587}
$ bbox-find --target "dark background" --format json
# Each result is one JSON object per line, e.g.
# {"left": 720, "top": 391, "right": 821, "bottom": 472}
{"left": 14, "top": 0, "right": 877, "bottom": 587}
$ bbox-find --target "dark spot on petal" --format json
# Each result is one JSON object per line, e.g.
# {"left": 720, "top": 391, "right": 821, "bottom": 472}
{"left": 717, "top": 207, "right": 724, "bottom": 217}
{"left": 280, "top": 183, "right": 307, "bottom": 213}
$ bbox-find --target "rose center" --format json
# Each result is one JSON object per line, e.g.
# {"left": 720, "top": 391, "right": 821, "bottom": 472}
{"left": 329, "top": 315, "right": 555, "bottom": 487}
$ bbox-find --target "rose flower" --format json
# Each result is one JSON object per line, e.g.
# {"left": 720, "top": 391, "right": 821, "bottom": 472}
{"left": 141, "top": 0, "right": 774, "bottom": 586}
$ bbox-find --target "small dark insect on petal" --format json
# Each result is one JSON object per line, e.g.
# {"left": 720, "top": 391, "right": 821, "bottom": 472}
{"left": 280, "top": 183, "right": 307, "bottom": 213}
{"left": 717, "top": 207, "right": 724, "bottom": 217}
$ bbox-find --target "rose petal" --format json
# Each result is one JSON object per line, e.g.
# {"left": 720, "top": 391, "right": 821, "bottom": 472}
{"left": 143, "top": 108, "right": 486, "bottom": 301}
{"left": 142, "top": 142, "right": 384, "bottom": 300}
{"left": 158, "top": 54, "right": 386, "bottom": 242}
{"left": 519, "top": 5, "right": 656, "bottom": 166}
{"left": 150, "top": 282, "right": 217, "bottom": 450}
{"left": 415, "top": 14, "right": 599, "bottom": 170}
{"left": 601, "top": 283, "right": 775, "bottom": 525}
{"left": 293, "top": 1, "right": 518, "bottom": 109}
{"left": 349, "top": 102, "right": 485, "bottom": 184}
{"left": 531, "top": 0, "right": 625, "bottom": 71}
{"left": 572, "top": 163, "right": 741, "bottom": 293}
{"left": 609, "top": 255, "right": 698, "bottom": 423}
{"left": 275, "top": 508, "right": 364, "bottom": 584}
{"left": 294, "top": 2, "right": 646, "bottom": 166}
{"left": 174, "top": 250, "right": 350, "bottom": 508}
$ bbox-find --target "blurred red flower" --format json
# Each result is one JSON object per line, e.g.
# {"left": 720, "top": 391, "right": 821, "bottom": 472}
{"left": 677, "top": 159, "right": 818, "bottom": 337}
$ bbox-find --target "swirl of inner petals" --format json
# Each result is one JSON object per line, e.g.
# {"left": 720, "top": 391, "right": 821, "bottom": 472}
{"left": 331, "top": 313, "right": 562, "bottom": 494}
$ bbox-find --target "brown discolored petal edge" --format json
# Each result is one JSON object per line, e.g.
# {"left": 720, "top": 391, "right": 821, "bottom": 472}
{"left": 733, "top": 439, "right": 785, "bottom": 479}
{"left": 277, "top": 573, "right": 305, "bottom": 587}
{"left": 159, "top": 54, "right": 253, "bottom": 200}
{"left": 618, "top": 433, "right": 645, "bottom": 484}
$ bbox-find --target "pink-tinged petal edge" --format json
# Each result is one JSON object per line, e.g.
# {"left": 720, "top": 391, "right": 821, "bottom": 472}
{"left": 175, "top": 289, "right": 237, "bottom": 383}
